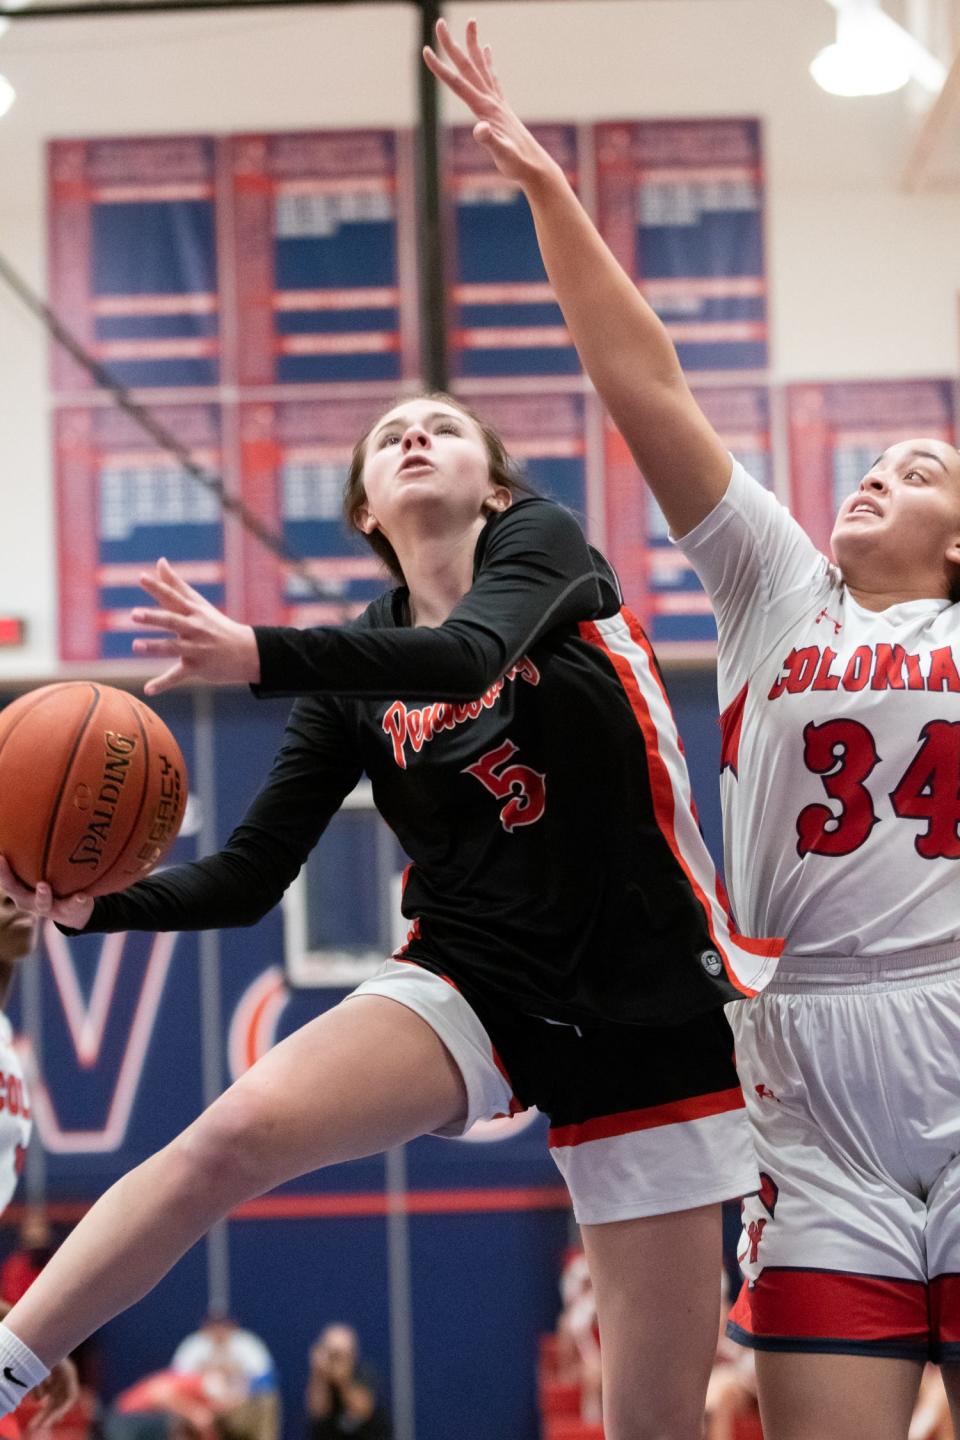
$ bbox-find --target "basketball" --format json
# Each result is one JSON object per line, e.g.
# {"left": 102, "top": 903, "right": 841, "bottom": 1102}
{"left": 0, "top": 682, "right": 188, "bottom": 898}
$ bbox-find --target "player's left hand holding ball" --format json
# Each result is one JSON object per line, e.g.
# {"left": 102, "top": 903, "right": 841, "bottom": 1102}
{"left": 0, "top": 859, "right": 93, "bottom": 930}
{"left": 131, "top": 557, "right": 261, "bottom": 697}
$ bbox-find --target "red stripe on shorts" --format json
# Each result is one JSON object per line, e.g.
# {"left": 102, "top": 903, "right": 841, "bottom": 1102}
{"left": 930, "top": 1274, "right": 960, "bottom": 1348}
{"left": 729, "top": 1268, "right": 929, "bottom": 1346}
{"left": 546, "top": 1085, "right": 745, "bottom": 1148}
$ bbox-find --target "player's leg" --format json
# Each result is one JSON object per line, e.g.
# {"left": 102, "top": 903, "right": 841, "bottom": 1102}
{"left": 0, "top": 981, "right": 493, "bottom": 1369}
{"left": 916, "top": 968, "right": 960, "bottom": 1440}
{"left": 582, "top": 1203, "right": 723, "bottom": 1440}
{"left": 537, "top": 1008, "right": 758, "bottom": 1440}
{"left": 729, "top": 964, "right": 945, "bottom": 1440}
{"left": 926, "top": 1157, "right": 960, "bottom": 1435}
{"left": 755, "top": 1352, "right": 922, "bottom": 1440}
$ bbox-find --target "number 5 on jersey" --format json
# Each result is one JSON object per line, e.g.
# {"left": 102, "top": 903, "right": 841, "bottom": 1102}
{"left": 464, "top": 740, "right": 546, "bottom": 832}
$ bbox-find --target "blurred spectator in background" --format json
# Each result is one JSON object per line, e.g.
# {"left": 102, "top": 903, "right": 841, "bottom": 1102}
{"left": 553, "top": 1247, "right": 601, "bottom": 1424}
{"left": 106, "top": 1368, "right": 222, "bottom": 1440}
{"left": 305, "top": 1325, "right": 389, "bottom": 1440}
{"left": 0, "top": 1208, "right": 56, "bottom": 1308}
{"left": 171, "top": 1313, "right": 279, "bottom": 1440}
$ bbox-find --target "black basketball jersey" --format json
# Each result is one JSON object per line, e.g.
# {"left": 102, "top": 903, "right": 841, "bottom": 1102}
{"left": 75, "top": 498, "right": 780, "bottom": 1025}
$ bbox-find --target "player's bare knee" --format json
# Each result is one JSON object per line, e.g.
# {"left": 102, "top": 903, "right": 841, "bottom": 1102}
{"left": 603, "top": 1395, "right": 703, "bottom": 1440}
{"left": 172, "top": 1094, "right": 277, "bottom": 1200}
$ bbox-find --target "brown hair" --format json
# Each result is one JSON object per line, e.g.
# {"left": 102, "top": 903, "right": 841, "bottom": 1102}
{"left": 343, "top": 392, "right": 533, "bottom": 584}
{"left": 951, "top": 447, "right": 960, "bottom": 604}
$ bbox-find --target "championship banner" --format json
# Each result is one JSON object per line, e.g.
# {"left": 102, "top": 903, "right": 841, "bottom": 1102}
{"left": 55, "top": 403, "right": 227, "bottom": 660}
{"left": 787, "top": 379, "right": 959, "bottom": 553}
{"left": 447, "top": 125, "right": 582, "bottom": 380}
{"left": 237, "top": 394, "right": 391, "bottom": 627}
{"left": 228, "top": 130, "right": 420, "bottom": 387}
{"left": 454, "top": 387, "right": 589, "bottom": 522}
{"left": 48, "top": 137, "right": 220, "bottom": 393}
{"left": 604, "top": 384, "right": 772, "bottom": 644}
{"left": 595, "top": 119, "right": 768, "bottom": 377}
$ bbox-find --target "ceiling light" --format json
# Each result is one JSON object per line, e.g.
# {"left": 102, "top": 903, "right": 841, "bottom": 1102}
{"left": 0, "top": 74, "right": 14, "bottom": 118}
{"left": 812, "top": 0, "right": 947, "bottom": 98}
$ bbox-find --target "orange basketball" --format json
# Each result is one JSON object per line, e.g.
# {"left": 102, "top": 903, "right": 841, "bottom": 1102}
{"left": 0, "top": 682, "right": 188, "bottom": 898}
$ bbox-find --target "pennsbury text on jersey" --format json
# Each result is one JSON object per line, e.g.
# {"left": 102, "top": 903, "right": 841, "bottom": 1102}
{"left": 382, "top": 656, "right": 541, "bottom": 769}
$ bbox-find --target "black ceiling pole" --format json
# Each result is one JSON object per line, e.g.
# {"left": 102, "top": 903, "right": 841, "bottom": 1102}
{"left": 0, "top": 0, "right": 641, "bottom": 17}
{"left": 416, "top": 0, "right": 447, "bottom": 392}
{"left": 0, "top": 0, "right": 391, "bottom": 14}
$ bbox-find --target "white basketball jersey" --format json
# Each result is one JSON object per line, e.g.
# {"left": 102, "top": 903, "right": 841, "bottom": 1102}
{"left": 679, "top": 461, "right": 960, "bottom": 957}
{"left": 0, "top": 1012, "right": 30, "bottom": 1212}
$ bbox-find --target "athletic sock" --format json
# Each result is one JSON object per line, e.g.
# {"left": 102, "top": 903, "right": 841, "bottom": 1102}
{"left": 0, "top": 1325, "right": 49, "bottom": 1413}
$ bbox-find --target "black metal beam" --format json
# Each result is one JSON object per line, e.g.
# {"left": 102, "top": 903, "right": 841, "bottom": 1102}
{"left": 0, "top": 0, "right": 394, "bottom": 14}
{"left": 416, "top": 0, "right": 447, "bottom": 391}
{"left": 0, "top": 0, "right": 639, "bottom": 16}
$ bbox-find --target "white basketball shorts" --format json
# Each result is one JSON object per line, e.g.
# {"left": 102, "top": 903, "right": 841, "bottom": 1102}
{"left": 350, "top": 957, "right": 759, "bottom": 1226}
{"left": 727, "top": 945, "right": 960, "bottom": 1361}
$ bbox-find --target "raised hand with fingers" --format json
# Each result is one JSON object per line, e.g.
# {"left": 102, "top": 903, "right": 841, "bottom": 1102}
{"left": 0, "top": 859, "right": 94, "bottom": 932}
{"left": 131, "top": 557, "right": 261, "bottom": 697}
{"left": 423, "top": 18, "right": 558, "bottom": 191}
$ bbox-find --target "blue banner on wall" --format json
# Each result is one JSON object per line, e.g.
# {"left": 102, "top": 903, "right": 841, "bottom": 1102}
{"left": 595, "top": 119, "right": 768, "bottom": 377}
{"left": 236, "top": 394, "right": 393, "bottom": 627}
{"left": 228, "top": 130, "right": 420, "bottom": 387}
{"left": 54, "top": 403, "right": 227, "bottom": 660}
{"left": 49, "top": 137, "right": 221, "bottom": 392}
{"left": 447, "top": 125, "right": 582, "bottom": 380}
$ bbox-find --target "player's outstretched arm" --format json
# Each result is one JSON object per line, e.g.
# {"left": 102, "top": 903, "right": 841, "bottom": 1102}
{"left": 424, "top": 19, "right": 730, "bottom": 538}
{"left": 131, "top": 558, "right": 261, "bottom": 696}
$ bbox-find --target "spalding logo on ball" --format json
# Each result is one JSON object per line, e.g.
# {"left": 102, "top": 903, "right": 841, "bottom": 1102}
{"left": 0, "top": 682, "right": 188, "bottom": 898}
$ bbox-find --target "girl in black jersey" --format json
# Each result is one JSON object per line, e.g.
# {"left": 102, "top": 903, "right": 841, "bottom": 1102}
{"left": 0, "top": 390, "right": 779, "bottom": 1440}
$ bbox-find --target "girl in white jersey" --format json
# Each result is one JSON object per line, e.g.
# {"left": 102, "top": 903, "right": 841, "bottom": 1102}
{"left": 422, "top": 20, "right": 960, "bottom": 1440}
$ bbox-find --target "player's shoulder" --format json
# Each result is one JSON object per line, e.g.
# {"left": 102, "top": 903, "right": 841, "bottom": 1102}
{"left": 481, "top": 497, "right": 621, "bottom": 613}
{"left": 476, "top": 495, "right": 594, "bottom": 568}
{"left": 483, "top": 494, "right": 583, "bottom": 543}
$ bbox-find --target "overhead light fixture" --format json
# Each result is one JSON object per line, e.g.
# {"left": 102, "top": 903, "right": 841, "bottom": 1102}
{"left": 812, "top": 0, "right": 948, "bottom": 98}
{"left": 0, "top": 0, "right": 33, "bottom": 46}
{"left": 0, "top": 74, "right": 14, "bottom": 118}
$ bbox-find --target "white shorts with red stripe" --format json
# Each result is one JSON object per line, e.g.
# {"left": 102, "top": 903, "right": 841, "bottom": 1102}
{"left": 728, "top": 946, "right": 960, "bottom": 1361}
{"left": 351, "top": 957, "right": 759, "bottom": 1225}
